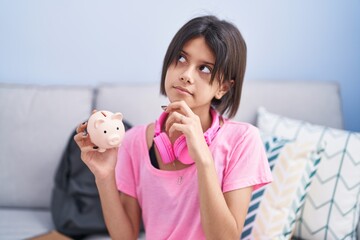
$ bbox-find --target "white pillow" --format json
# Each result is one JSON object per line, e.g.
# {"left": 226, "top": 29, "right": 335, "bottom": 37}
{"left": 246, "top": 134, "right": 322, "bottom": 239}
{"left": 257, "top": 107, "right": 360, "bottom": 240}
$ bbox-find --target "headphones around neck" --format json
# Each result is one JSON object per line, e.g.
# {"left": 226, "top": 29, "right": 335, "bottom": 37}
{"left": 153, "top": 108, "right": 220, "bottom": 165}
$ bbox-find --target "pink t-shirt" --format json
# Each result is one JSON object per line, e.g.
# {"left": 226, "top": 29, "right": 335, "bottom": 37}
{"left": 115, "top": 119, "right": 272, "bottom": 240}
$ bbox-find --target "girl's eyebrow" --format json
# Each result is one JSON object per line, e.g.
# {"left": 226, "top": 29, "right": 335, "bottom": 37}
{"left": 180, "top": 50, "right": 215, "bottom": 66}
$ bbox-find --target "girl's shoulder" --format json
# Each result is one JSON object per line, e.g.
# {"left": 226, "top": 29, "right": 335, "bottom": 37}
{"left": 222, "top": 119, "right": 259, "bottom": 134}
{"left": 123, "top": 123, "right": 155, "bottom": 150}
{"left": 122, "top": 124, "right": 147, "bottom": 145}
{"left": 219, "top": 119, "right": 261, "bottom": 142}
{"left": 125, "top": 124, "right": 147, "bottom": 137}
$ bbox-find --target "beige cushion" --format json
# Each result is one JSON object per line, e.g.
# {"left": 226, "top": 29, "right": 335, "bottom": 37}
{"left": 257, "top": 107, "right": 360, "bottom": 240}
{"left": 242, "top": 134, "right": 323, "bottom": 239}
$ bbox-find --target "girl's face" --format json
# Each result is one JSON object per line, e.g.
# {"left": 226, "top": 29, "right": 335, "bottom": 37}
{"left": 165, "top": 37, "right": 227, "bottom": 115}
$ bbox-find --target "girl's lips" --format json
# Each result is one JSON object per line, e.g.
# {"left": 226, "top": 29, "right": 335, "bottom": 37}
{"left": 174, "top": 86, "right": 192, "bottom": 95}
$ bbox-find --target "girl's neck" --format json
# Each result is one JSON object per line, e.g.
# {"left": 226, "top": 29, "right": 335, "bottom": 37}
{"left": 192, "top": 107, "right": 213, "bottom": 132}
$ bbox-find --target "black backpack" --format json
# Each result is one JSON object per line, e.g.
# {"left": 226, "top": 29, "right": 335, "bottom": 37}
{"left": 51, "top": 121, "right": 132, "bottom": 239}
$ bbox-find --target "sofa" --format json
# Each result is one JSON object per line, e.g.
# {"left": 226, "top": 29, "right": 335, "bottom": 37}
{"left": 0, "top": 80, "right": 358, "bottom": 239}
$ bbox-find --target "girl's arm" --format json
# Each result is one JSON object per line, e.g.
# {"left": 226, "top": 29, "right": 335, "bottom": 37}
{"left": 196, "top": 156, "right": 252, "bottom": 239}
{"left": 96, "top": 175, "right": 141, "bottom": 240}
{"left": 74, "top": 122, "right": 140, "bottom": 240}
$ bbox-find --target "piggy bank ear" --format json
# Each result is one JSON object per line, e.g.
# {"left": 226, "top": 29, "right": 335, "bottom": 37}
{"left": 112, "top": 112, "right": 123, "bottom": 121}
{"left": 94, "top": 119, "right": 105, "bottom": 129}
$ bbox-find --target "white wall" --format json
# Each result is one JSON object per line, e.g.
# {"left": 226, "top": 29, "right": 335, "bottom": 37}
{"left": 0, "top": 0, "right": 359, "bottom": 131}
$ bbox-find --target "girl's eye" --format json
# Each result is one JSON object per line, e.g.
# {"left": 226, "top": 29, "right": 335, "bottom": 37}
{"left": 199, "top": 65, "right": 212, "bottom": 74}
{"left": 178, "top": 55, "right": 186, "bottom": 63}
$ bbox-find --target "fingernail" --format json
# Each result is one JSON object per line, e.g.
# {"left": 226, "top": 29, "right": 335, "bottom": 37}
{"left": 161, "top": 105, "right": 167, "bottom": 111}
{"left": 93, "top": 146, "right": 98, "bottom": 149}
{"left": 82, "top": 121, "right": 87, "bottom": 125}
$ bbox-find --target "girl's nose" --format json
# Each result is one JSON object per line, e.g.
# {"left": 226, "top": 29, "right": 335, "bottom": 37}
{"left": 180, "top": 75, "right": 190, "bottom": 83}
{"left": 180, "top": 68, "right": 194, "bottom": 84}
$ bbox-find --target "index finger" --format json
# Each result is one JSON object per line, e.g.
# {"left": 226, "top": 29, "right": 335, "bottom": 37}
{"left": 76, "top": 121, "right": 87, "bottom": 134}
{"left": 166, "top": 101, "right": 193, "bottom": 117}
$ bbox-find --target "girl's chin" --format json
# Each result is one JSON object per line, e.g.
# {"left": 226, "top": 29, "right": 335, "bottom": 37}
{"left": 169, "top": 98, "right": 189, "bottom": 104}
{"left": 167, "top": 95, "right": 191, "bottom": 103}
{"left": 167, "top": 98, "right": 194, "bottom": 107}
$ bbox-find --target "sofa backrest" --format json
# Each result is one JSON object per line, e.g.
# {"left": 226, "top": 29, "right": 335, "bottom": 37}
{"left": 95, "top": 84, "right": 167, "bottom": 126}
{"left": 0, "top": 84, "right": 93, "bottom": 209}
{"left": 95, "top": 81, "right": 343, "bottom": 129}
{"left": 0, "top": 80, "right": 343, "bottom": 209}
{"left": 238, "top": 80, "right": 343, "bottom": 129}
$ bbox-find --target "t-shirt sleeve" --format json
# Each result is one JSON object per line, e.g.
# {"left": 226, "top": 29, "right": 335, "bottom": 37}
{"left": 222, "top": 125, "right": 272, "bottom": 193}
{"left": 115, "top": 131, "right": 138, "bottom": 199}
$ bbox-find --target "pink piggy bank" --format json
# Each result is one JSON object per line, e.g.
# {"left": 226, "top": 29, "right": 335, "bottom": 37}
{"left": 87, "top": 110, "right": 125, "bottom": 152}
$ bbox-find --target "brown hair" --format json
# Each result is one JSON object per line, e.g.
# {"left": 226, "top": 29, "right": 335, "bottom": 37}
{"left": 160, "top": 15, "right": 247, "bottom": 118}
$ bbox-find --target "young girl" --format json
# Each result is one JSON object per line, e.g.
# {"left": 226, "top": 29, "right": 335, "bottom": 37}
{"left": 75, "top": 15, "right": 272, "bottom": 240}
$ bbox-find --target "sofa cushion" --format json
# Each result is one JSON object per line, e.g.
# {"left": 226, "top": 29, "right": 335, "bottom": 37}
{"left": 0, "top": 84, "right": 93, "bottom": 208}
{"left": 242, "top": 134, "right": 322, "bottom": 239}
{"left": 257, "top": 107, "right": 360, "bottom": 240}
{"left": 0, "top": 208, "right": 53, "bottom": 240}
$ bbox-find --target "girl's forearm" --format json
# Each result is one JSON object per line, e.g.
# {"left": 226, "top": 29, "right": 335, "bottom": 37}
{"left": 196, "top": 158, "right": 241, "bottom": 240}
{"left": 96, "top": 174, "right": 137, "bottom": 240}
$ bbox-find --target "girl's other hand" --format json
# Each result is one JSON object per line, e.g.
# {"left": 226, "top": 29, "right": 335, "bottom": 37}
{"left": 74, "top": 116, "right": 118, "bottom": 182}
{"left": 165, "top": 101, "right": 210, "bottom": 162}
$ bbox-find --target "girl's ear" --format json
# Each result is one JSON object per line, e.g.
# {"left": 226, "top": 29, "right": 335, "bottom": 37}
{"left": 215, "top": 80, "right": 234, "bottom": 99}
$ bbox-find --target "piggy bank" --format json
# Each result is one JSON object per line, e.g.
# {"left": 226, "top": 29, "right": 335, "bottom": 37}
{"left": 87, "top": 110, "right": 125, "bottom": 152}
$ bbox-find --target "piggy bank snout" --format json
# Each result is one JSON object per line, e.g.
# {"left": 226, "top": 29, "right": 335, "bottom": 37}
{"left": 108, "top": 135, "right": 121, "bottom": 146}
